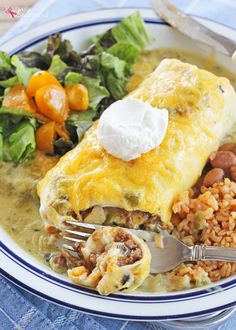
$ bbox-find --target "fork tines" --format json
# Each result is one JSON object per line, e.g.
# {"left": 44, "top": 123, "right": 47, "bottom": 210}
{"left": 63, "top": 221, "right": 98, "bottom": 253}
{"left": 63, "top": 221, "right": 96, "bottom": 245}
{"left": 64, "top": 229, "right": 91, "bottom": 238}
{"left": 65, "top": 220, "right": 97, "bottom": 232}
{"left": 62, "top": 231, "right": 88, "bottom": 252}
{"left": 62, "top": 243, "right": 75, "bottom": 251}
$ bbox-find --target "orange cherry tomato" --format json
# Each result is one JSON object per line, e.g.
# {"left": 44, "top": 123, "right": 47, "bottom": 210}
{"left": 55, "top": 124, "right": 70, "bottom": 140}
{"left": 35, "top": 84, "right": 69, "bottom": 123}
{"left": 27, "top": 70, "right": 62, "bottom": 98}
{"left": 65, "top": 83, "right": 89, "bottom": 111}
{"left": 34, "top": 112, "right": 50, "bottom": 123}
{"left": 36, "top": 121, "right": 56, "bottom": 153}
{"left": 3, "top": 84, "right": 36, "bottom": 113}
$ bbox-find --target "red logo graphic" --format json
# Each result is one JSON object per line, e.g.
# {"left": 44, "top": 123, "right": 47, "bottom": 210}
{"left": 5, "top": 7, "right": 17, "bottom": 19}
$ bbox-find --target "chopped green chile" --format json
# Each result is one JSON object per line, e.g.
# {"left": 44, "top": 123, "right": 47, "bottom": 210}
{"left": 125, "top": 192, "right": 140, "bottom": 207}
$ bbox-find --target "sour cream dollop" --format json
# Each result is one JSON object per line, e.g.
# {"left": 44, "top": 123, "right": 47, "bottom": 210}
{"left": 97, "top": 98, "right": 168, "bottom": 161}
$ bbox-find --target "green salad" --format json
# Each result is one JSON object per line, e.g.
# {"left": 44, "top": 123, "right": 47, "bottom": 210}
{"left": 0, "top": 12, "right": 151, "bottom": 163}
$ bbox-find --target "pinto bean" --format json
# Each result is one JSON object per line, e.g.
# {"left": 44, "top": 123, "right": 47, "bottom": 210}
{"left": 219, "top": 143, "right": 236, "bottom": 154}
{"left": 230, "top": 166, "right": 236, "bottom": 182}
{"left": 203, "top": 168, "right": 224, "bottom": 187}
{"left": 209, "top": 151, "right": 236, "bottom": 169}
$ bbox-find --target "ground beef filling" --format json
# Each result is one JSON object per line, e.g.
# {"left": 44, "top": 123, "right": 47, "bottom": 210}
{"left": 75, "top": 230, "right": 143, "bottom": 269}
{"left": 50, "top": 230, "right": 143, "bottom": 272}
{"left": 114, "top": 230, "right": 143, "bottom": 267}
{"left": 79, "top": 206, "right": 162, "bottom": 231}
{"left": 49, "top": 249, "right": 84, "bottom": 273}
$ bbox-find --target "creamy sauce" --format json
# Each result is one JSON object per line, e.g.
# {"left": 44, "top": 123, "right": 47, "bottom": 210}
{"left": 0, "top": 152, "right": 59, "bottom": 262}
{"left": 1, "top": 48, "right": 236, "bottom": 291}
{"left": 127, "top": 48, "right": 236, "bottom": 92}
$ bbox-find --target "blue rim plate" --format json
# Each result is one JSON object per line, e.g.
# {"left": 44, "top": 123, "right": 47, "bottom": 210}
{"left": 1, "top": 8, "right": 236, "bottom": 321}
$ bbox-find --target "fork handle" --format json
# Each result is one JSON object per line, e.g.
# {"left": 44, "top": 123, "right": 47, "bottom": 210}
{"left": 191, "top": 245, "right": 236, "bottom": 262}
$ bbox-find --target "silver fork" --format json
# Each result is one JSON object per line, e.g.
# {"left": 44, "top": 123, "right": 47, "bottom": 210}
{"left": 63, "top": 221, "right": 236, "bottom": 273}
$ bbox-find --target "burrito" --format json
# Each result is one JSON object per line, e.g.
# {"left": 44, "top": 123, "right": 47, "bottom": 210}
{"left": 37, "top": 59, "right": 236, "bottom": 230}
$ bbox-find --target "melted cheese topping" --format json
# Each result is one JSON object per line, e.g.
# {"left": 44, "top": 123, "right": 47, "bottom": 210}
{"left": 38, "top": 59, "right": 236, "bottom": 226}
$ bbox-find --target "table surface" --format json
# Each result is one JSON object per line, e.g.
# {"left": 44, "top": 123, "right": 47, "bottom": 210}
{"left": 0, "top": 1, "right": 236, "bottom": 329}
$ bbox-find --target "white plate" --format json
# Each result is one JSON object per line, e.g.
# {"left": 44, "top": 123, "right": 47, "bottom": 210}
{"left": 0, "top": 8, "right": 236, "bottom": 321}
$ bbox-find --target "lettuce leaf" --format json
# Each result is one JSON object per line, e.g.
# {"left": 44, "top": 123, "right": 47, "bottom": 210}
{"left": 93, "top": 30, "right": 116, "bottom": 50}
{"left": 17, "top": 51, "right": 51, "bottom": 70}
{"left": 0, "top": 126, "right": 3, "bottom": 160}
{"left": 0, "top": 51, "right": 15, "bottom": 84}
{"left": 0, "top": 76, "right": 19, "bottom": 88}
{"left": 66, "top": 53, "right": 127, "bottom": 105}
{"left": 48, "top": 54, "right": 68, "bottom": 78}
{"left": 92, "top": 11, "right": 150, "bottom": 65}
{"left": 0, "top": 107, "right": 36, "bottom": 163}
{"left": 106, "top": 72, "right": 127, "bottom": 100}
{"left": 66, "top": 53, "right": 127, "bottom": 102}
{"left": 11, "top": 55, "right": 39, "bottom": 86}
{"left": 65, "top": 108, "right": 94, "bottom": 147}
{"left": 107, "top": 43, "right": 139, "bottom": 68}
{"left": 0, "top": 107, "right": 33, "bottom": 137}
{"left": 76, "top": 121, "right": 93, "bottom": 142}
{"left": 0, "top": 51, "right": 12, "bottom": 72}
{"left": 111, "top": 11, "right": 151, "bottom": 50}
{"left": 78, "top": 13, "right": 151, "bottom": 101}
{"left": 99, "top": 52, "right": 128, "bottom": 99}
{"left": 82, "top": 76, "right": 110, "bottom": 110}
{"left": 53, "top": 137, "right": 74, "bottom": 156}
{"left": 100, "top": 52, "right": 127, "bottom": 78}
{"left": 67, "top": 109, "right": 94, "bottom": 124}
{"left": 53, "top": 119, "right": 92, "bottom": 155}
{"left": 0, "top": 107, "right": 32, "bottom": 117}
{"left": 47, "top": 33, "right": 81, "bottom": 67}
{"left": 8, "top": 120, "right": 36, "bottom": 163}
{"left": 47, "top": 33, "right": 62, "bottom": 56}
